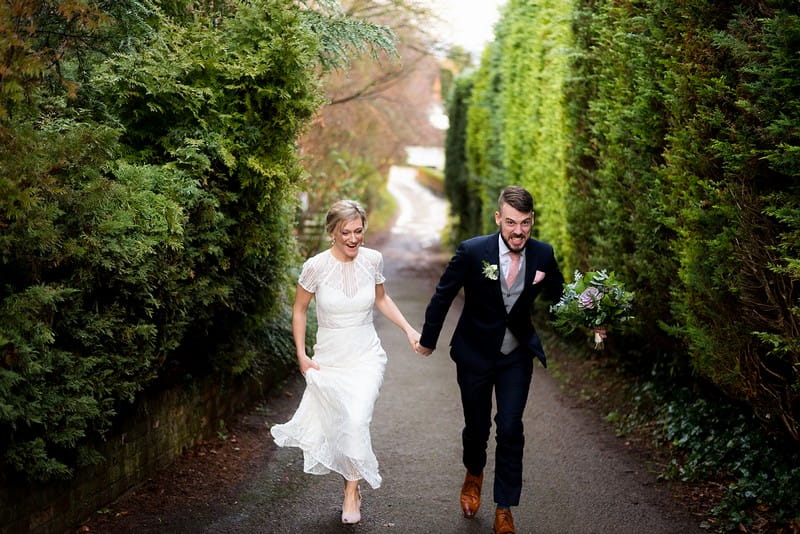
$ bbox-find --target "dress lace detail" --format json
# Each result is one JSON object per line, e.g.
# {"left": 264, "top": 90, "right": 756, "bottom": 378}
{"left": 299, "top": 247, "right": 385, "bottom": 297}
{"left": 271, "top": 247, "right": 388, "bottom": 489}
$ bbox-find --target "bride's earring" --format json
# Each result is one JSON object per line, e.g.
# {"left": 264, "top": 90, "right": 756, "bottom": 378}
{"left": 330, "top": 238, "right": 335, "bottom": 246}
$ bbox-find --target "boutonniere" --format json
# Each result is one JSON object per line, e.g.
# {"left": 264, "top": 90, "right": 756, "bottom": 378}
{"left": 482, "top": 260, "right": 499, "bottom": 280}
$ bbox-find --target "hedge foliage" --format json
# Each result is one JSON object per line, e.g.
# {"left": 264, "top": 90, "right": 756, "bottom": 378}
{"left": 444, "top": 1, "right": 800, "bottom": 525}
{"left": 443, "top": 72, "right": 481, "bottom": 245}
{"left": 447, "top": 0, "right": 799, "bottom": 441}
{"left": 0, "top": 0, "right": 393, "bottom": 482}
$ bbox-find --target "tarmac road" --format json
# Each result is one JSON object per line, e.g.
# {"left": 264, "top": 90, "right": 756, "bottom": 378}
{"left": 202, "top": 167, "right": 704, "bottom": 534}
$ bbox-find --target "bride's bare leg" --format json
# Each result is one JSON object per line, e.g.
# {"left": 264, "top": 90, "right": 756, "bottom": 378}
{"left": 341, "top": 478, "right": 362, "bottom": 524}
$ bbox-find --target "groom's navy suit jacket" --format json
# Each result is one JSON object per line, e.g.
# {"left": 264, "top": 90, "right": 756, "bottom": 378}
{"left": 420, "top": 232, "right": 563, "bottom": 369}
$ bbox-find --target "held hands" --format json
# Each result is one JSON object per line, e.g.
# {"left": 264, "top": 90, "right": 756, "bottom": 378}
{"left": 405, "top": 327, "right": 432, "bottom": 356}
{"left": 406, "top": 328, "right": 421, "bottom": 352}
{"left": 414, "top": 340, "right": 433, "bottom": 357}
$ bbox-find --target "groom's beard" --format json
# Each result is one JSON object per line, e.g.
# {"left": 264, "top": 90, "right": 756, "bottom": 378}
{"left": 501, "top": 234, "right": 528, "bottom": 253}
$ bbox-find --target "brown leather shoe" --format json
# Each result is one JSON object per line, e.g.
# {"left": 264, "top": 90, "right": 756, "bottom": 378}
{"left": 493, "top": 508, "right": 516, "bottom": 534}
{"left": 460, "top": 471, "right": 483, "bottom": 517}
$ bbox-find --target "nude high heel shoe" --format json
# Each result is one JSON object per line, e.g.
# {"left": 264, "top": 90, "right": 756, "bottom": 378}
{"left": 341, "top": 485, "right": 362, "bottom": 524}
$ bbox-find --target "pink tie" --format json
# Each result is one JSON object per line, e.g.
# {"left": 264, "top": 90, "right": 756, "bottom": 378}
{"left": 506, "top": 252, "right": 520, "bottom": 287}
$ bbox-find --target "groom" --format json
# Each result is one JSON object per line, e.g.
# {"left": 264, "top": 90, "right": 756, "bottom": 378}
{"left": 415, "top": 186, "right": 563, "bottom": 534}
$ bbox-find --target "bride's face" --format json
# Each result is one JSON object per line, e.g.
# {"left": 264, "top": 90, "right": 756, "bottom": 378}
{"left": 332, "top": 217, "right": 364, "bottom": 260}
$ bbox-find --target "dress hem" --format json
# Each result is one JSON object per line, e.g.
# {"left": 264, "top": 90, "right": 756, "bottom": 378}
{"left": 271, "top": 430, "right": 382, "bottom": 489}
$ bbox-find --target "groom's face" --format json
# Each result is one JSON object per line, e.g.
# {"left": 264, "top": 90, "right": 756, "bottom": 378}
{"left": 495, "top": 203, "right": 534, "bottom": 253}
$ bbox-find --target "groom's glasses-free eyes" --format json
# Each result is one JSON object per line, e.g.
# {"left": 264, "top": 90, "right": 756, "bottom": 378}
{"left": 502, "top": 219, "right": 532, "bottom": 230}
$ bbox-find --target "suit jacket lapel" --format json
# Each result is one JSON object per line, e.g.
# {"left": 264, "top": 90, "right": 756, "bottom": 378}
{"left": 486, "top": 232, "right": 500, "bottom": 268}
{"left": 523, "top": 238, "right": 535, "bottom": 285}
{"left": 483, "top": 233, "right": 506, "bottom": 308}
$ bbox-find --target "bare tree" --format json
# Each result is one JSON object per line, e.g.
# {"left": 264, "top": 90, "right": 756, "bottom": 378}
{"left": 296, "top": 0, "right": 446, "bottom": 254}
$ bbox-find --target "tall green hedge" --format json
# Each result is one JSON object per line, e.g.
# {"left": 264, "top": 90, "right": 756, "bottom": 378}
{"left": 498, "top": 0, "right": 573, "bottom": 262}
{"left": 658, "top": 1, "right": 800, "bottom": 439}
{"left": 455, "top": 0, "right": 574, "bottom": 259}
{"left": 452, "top": 0, "right": 800, "bottom": 442}
{"left": 444, "top": 72, "right": 482, "bottom": 245}
{"left": 466, "top": 39, "right": 508, "bottom": 228}
{"left": 566, "top": 1, "right": 681, "bottom": 361}
{"left": 0, "top": 0, "right": 392, "bottom": 482}
{"left": 93, "top": 1, "right": 322, "bottom": 377}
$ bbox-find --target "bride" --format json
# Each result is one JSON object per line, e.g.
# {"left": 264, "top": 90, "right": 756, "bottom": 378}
{"left": 270, "top": 199, "right": 420, "bottom": 524}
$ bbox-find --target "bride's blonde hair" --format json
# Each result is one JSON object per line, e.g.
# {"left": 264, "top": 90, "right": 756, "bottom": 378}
{"left": 325, "top": 199, "right": 367, "bottom": 235}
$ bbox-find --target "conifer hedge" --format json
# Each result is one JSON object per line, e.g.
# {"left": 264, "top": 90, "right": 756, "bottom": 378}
{"left": 465, "top": 40, "right": 507, "bottom": 225}
{"left": 444, "top": 73, "right": 482, "bottom": 245}
{"left": 448, "top": 0, "right": 799, "bottom": 442}
{"left": 0, "top": 0, "right": 392, "bottom": 482}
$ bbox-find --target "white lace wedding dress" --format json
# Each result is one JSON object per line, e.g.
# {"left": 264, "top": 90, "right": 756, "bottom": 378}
{"left": 270, "top": 247, "right": 388, "bottom": 489}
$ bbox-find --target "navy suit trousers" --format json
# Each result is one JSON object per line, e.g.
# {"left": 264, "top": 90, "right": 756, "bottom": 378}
{"left": 455, "top": 347, "right": 534, "bottom": 507}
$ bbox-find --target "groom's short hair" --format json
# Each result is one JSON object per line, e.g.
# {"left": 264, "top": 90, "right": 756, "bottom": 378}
{"left": 498, "top": 186, "right": 534, "bottom": 214}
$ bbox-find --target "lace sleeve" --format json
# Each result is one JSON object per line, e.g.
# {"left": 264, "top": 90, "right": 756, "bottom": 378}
{"left": 297, "top": 256, "right": 318, "bottom": 293}
{"left": 374, "top": 250, "right": 386, "bottom": 285}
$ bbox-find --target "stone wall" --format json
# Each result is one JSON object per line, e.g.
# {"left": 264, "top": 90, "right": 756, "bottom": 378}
{"left": 0, "top": 371, "right": 283, "bottom": 534}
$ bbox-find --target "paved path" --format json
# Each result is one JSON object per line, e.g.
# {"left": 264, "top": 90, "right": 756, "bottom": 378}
{"left": 191, "top": 168, "right": 703, "bottom": 533}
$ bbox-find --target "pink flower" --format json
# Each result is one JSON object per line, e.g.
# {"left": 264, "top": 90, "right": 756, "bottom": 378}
{"left": 578, "top": 287, "right": 602, "bottom": 309}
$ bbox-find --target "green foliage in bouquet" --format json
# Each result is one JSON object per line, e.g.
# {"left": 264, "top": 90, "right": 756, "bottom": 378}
{"left": 550, "top": 270, "right": 634, "bottom": 335}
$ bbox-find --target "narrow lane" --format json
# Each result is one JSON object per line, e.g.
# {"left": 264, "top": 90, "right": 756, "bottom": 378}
{"left": 204, "top": 170, "right": 703, "bottom": 533}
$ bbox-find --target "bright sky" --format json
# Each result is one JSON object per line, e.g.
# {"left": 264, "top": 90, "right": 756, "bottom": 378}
{"left": 427, "top": 0, "right": 507, "bottom": 57}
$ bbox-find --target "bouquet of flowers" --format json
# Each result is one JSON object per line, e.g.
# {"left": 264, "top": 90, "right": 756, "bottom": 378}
{"left": 550, "top": 269, "right": 634, "bottom": 349}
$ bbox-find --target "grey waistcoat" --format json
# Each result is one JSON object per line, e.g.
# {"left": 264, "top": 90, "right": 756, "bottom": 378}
{"left": 500, "top": 258, "right": 524, "bottom": 355}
